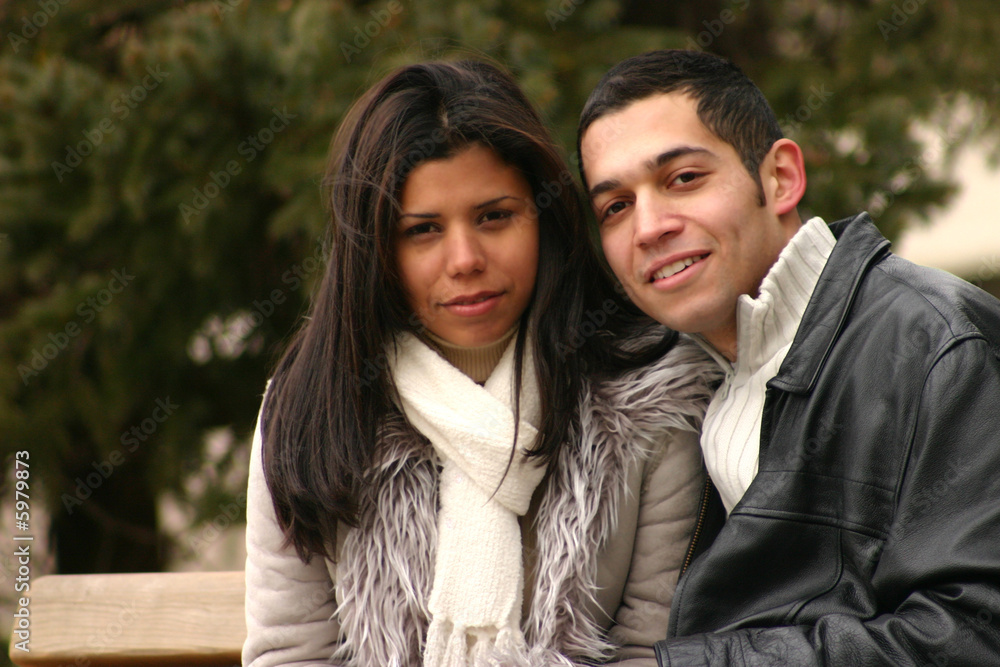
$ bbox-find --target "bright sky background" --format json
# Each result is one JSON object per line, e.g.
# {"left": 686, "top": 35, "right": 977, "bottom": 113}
{"left": 895, "top": 147, "right": 1000, "bottom": 280}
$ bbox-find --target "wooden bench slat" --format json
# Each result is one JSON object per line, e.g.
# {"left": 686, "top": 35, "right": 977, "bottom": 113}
{"left": 9, "top": 571, "right": 246, "bottom": 667}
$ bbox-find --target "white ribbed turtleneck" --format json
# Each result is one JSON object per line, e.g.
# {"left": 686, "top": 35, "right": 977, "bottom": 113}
{"left": 697, "top": 217, "right": 837, "bottom": 513}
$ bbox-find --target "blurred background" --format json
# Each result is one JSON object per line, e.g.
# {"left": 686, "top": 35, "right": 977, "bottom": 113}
{"left": 1, "top": 0, "right": 999, "bottom": 651}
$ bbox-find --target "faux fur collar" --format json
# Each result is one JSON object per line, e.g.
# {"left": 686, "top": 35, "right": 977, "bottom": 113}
{"left": 333, "top": 335, "right": 718, "bottom": 666}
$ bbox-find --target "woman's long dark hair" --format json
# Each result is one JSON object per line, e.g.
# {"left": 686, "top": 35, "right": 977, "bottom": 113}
{"left": 263, "top": 59, "right": 674, "bottom": 561}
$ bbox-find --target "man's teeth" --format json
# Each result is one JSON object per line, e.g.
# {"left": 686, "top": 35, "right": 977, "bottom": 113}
{"left": 652, "top": 255, "right": 706, "bottom": 281}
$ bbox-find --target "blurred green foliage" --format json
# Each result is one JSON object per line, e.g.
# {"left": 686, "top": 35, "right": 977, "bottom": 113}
{"left": 1, "top": 0, "right": 999, "bottom": 572}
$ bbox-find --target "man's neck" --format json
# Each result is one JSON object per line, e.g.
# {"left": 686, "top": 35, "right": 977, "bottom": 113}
{"left": 702, "top": 327, "right": 738, "bottom": 363}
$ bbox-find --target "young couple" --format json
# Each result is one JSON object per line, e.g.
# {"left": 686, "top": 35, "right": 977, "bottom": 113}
{"left": 243, "top": 51, "right": 1000, "bottom": 666}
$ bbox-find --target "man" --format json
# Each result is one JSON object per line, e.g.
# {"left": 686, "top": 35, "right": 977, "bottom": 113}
{"left": 578, "top": 49, "right": 1000, "bottom": 666}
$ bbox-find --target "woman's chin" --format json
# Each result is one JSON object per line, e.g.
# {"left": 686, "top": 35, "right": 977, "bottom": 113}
{"left": 426, "top": 323, "right": 515, "bottom": 348}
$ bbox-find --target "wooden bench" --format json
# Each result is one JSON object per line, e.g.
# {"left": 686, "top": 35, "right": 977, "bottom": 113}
{"left": 8, "top": 571, "right": 246, "bottom": 667}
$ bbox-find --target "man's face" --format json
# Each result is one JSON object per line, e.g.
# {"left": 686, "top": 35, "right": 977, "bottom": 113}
{"left": 581, "top": 92, "right": 799, "bottom": 359}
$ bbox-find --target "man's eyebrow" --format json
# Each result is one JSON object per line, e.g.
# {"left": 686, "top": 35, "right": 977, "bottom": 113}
{"left": 588, "top": 178, "right": 621, "bottom": 200}
{"left": 652, "top": 146, "right": 713, "bottom": 168}
{"left": 588, "top": 145, "right": 714, "bottom": 200}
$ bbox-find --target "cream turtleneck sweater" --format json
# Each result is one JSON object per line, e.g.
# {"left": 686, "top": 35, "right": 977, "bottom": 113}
{"left": 421, "top": 327, "right": 517, "bottom": 384}
{"left": 697, "top": 217, "right": 837, "bottom": 514}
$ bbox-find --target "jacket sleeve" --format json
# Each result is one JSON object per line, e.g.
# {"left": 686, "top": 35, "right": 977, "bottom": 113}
{"left": 655, "top": 339, "right": 1000, "bottom": 666}
{"left": 609, "top": 428, "right": 705, "bottom": 666}
{"left": 242, "top": 399, "right": 342, "bottom": 667}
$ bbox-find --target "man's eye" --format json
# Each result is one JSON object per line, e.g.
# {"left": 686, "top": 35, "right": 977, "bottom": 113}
{"left": 603, "top": 201, "right": 628, "bottom": 220}
{"left": 673, "top": 171, "right": 701, "bottom": 185}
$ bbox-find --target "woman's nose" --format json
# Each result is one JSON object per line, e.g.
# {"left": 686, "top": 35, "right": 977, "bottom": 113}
{"left": 444, "top": 226, "right": 486, "bottom": 276}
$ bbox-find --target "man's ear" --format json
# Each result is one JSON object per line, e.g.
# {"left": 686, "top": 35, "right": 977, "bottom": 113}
{"left": 763, "top": 138, "right": 807, "bottom": 215}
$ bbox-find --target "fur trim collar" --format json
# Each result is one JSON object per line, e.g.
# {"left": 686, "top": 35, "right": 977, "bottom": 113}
{"left": 333, "top": 336, "right": 718, "bottom": 666}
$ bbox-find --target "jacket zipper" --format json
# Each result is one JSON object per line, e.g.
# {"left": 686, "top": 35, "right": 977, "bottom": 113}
{"left": 680, "top": 476, "right": 714, "bottom": 578}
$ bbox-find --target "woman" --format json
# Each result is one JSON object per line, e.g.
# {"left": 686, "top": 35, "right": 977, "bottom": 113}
{"left": 243, "top": 60, "right": 717, "bottom": 667}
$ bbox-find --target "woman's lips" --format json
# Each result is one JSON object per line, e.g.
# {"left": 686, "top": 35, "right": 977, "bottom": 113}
{"left": 441, "top": 291, "right": 503, "bottom": 316}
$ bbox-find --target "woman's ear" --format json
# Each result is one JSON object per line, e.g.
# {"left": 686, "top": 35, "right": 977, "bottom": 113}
{"left": 763, "top": 138, "right": 807, "bottom": 216}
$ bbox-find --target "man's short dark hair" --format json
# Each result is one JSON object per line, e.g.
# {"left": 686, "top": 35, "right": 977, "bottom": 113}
{"left": 578, "top": 50, "right": 783, "bottom": 199}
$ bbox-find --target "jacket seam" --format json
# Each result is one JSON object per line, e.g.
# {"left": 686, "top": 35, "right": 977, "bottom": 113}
{"left": 891, "top": 335, "right": 992, "bottom": 507}
{"left": 731, "top": 508, "right": 887, "bottom": 540}
{"left": 788, "top": 527, "right": 845, "bottom": 624}
{"left": 872, "top": 261, "right": 972, "bottom": 347}
{"left": 751, "top": 468, "right": 895, "bottom": 494}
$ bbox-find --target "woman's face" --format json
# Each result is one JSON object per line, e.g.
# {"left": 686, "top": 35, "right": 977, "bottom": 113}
{"left": 395, "top": 144, "right": 540, "bottom": 347}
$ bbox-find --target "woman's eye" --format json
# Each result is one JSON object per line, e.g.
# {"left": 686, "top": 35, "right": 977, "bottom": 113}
{"left": 480, "top": 209, "right": 513, "bottom": 224}
{"left": 403, "top": 222, "right": 437, "bottom": 237}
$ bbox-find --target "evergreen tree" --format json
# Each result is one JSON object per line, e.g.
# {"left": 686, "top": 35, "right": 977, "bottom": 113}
{"left": 1, "top": 0, "right": 998, "bottom": 572}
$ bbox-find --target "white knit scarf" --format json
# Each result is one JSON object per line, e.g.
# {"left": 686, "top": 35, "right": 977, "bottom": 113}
{"left": 389, "top": 331, "right": 545, "bottom": 667}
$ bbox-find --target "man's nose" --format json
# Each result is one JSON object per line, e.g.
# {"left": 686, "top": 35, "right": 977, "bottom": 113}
{"left": 633, "top": 192, "right": 683, "bottom": 247}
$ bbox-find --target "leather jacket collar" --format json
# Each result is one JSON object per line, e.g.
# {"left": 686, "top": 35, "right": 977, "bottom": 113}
{"left": 769, "top": 213, "right": 891, "bottom": 395}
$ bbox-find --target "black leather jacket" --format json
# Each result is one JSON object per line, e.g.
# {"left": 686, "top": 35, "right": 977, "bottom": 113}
{"left": 657, "top": 214, "right": 1000, "bottom": 666}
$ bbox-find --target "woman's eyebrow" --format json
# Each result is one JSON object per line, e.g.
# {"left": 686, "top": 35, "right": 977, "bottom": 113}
{"left": 400, "top": 195, "right": 525, "bottom": 218}
{"left": 474, "top": 195, "right": 520, "bottom": 210}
